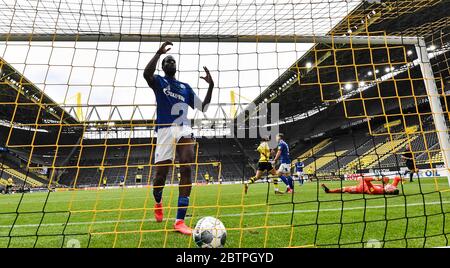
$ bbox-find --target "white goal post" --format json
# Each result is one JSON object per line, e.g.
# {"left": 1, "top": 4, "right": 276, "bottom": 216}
{"left": 0, "top": 33, "right": 424, "bottom": 45}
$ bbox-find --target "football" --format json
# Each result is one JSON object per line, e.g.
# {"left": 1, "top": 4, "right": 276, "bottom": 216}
{"left": 193, "top": 216, "right": 227, "bottom": 248}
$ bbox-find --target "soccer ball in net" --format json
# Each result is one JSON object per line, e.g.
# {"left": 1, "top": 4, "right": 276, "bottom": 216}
{"left": 193, "top": 216, "right": 227, "bottom": 248}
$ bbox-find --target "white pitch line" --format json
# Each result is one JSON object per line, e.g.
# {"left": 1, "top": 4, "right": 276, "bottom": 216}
{"left": 0, "top": 200, "right": 449, "bottom": 229}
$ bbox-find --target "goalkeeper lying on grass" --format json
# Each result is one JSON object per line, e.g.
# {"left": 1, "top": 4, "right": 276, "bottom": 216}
{"left": 321, "top": 176, "right": 401, "bottom": 195}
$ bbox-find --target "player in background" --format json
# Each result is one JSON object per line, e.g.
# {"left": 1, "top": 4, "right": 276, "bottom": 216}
{"left": 119, "top": 176, "right": 125, "bottom": 189}
{"left": 102, "top": 176, "right": 107, "bottom": 188}
{"left": 204, "top": 172, "right": 210, "bottom": 184}
{"left": 295, "top": 159, "right": 305, "bottom": 185}
{"left": 244, "top": 137, "right": 284, "bottom": 195}
{"left": 402, "top": 144, "right": 417, "bottom": 182}
{"left": 321, "top": 176, "right": 401, "bottom": 195}
{"left": 273, "top": 133, "right": 294, "bottom": 193}
{"left": 143, "top": 41, "right": 214, "bottom": 235}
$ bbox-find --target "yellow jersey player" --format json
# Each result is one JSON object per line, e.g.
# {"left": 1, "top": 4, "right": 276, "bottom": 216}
{"left": 6, "top": 178, "right": 14, "bottom": 194}
{"left": 204, "top": 172, "right": 210, "bottom": 184}
{"left": 244, "top": 137, "right": 284, "bottom": 194}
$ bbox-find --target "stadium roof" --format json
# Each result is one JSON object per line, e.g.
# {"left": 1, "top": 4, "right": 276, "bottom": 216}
{"left": 0, "top": 57, "right": 78, "bottom": 125}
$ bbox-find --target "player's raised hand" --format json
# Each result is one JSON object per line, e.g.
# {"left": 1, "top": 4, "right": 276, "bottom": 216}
{"left": 157, "top": 41, "right": 173, "bottom": 55}
{"left": 200, "top": 66, "right": 214, "bottom": 87}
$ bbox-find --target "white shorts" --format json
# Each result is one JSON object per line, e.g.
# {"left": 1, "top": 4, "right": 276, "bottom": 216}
{"left": 297, "top": 171, "right": 304, "bottom": 178}
{"left": 154, "top": 125, "right": 194, "bottom": 163}
{"left": 278, "top": 163, "right": 291, "bottom": 174}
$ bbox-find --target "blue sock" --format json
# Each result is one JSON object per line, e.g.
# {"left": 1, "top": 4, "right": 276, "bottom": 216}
{"left": 287, "top": 176, "right": 294, "bottom": 189}
{"left": 279, "top": 175, "right": 289, "bottom": 187}
{"left": 153, "top": 190, "right": 163, "bottom": 204}
{"left": 176, "top": 196, "right": 190, "bottom": 221}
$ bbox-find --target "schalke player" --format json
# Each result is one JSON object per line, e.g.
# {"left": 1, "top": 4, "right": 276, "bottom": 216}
{"left": 143, "top": 41, "right": 214, "bottom": 235}
{"left": 273, "top": 133, "right": 294, "bottom": 193}
{"left": 295, "top": 159, "right": 305, "bottom": 185}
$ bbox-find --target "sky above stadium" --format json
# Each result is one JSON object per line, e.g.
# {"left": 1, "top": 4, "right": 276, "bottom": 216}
{"left": 0, "top": 0, "right": 362, "bottom": 121}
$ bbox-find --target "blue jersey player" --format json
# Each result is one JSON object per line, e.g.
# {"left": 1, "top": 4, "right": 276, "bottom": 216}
{"left": 273, "top": 133, "right": 295, "bottom": 193}
{"left": 295, "top": 160, "right": 305, "bottom": 185}
{"left": 143, "top": 41, "right": 214, "bottom": 235}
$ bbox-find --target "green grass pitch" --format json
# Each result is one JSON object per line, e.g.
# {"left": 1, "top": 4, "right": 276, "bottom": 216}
{"left": 1, "top": 178, "right": 449, "bottom": 248}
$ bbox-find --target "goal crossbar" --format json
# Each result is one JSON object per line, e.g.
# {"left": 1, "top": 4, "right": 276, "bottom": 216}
{"left": 0, "top": 33, "right": 422, "bottom": 45}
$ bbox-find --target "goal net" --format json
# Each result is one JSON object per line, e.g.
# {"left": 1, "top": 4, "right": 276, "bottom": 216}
{"left": 0, "top": 0, "right": 449, "bottom": 248}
